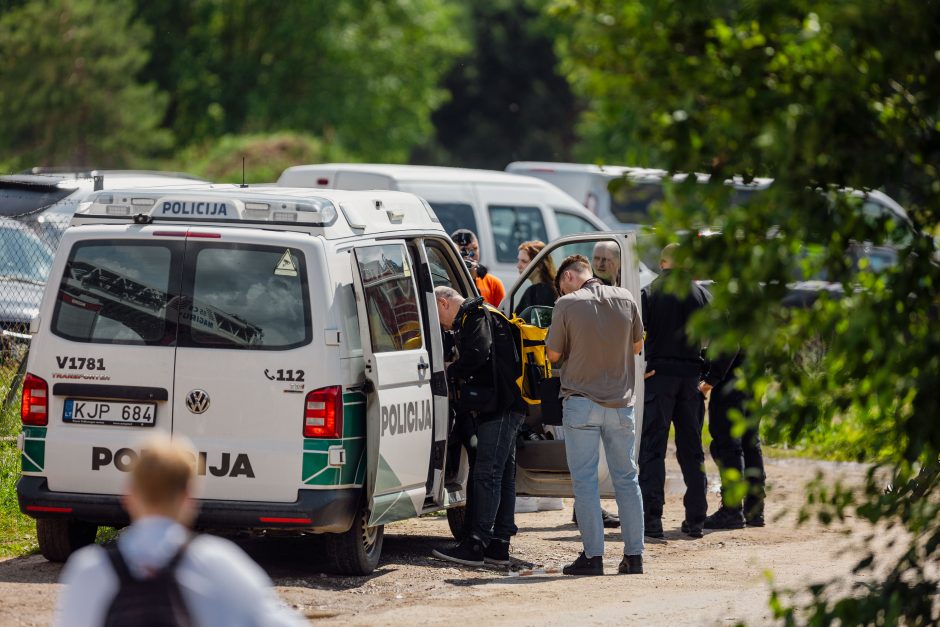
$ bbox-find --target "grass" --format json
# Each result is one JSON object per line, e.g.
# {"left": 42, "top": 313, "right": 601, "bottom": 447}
{"left": 1, "top": 441, "right": 38, "bottom": 558}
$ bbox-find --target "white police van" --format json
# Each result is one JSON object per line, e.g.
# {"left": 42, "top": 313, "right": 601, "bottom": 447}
{"left": 16, "top": 184, "right": 646, "bottom": 574}
{"left": 16, "top": 184, "right": 482, "bottom": 574}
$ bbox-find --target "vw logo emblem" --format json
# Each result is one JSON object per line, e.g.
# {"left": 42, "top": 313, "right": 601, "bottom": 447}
{"left": 186, "top": 389, "right": 210, "bottom": 414}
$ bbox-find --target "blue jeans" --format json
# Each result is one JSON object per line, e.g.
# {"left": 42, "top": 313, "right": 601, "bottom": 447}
{"left": 563, "top": 396, "right": 644, "bottom": 557}
{"left": 469, "top": 410, "right": 523, "bottom": 545}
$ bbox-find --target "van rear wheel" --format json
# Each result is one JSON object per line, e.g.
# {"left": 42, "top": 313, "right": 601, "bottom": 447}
{"left": 446, "top": 505, "right": 467, "bottom": 540}
{"left": 324, "top": 503, "right": 384, "bottom": 575}
{"left": 36, "top": 518, "right": 97, "bottom": 562}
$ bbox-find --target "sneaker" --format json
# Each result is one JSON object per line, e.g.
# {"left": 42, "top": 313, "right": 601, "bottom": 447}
{"left": 703, "top": 507, "right": 746, "bottom": 530}
{"left": 644, "top": 518, "right": 664, "bottom": 539}
{"left": 515, "top": 496, "right": 539, "bottom": 513}
{"left": 562, "top": 552, "right": 604, "bottom": 576}
{"left": 432, "top": 539, "right": 484, "bottom": 567}
{"left": 618, "top": 554, "right": 643, "bottom": 575}
{"left": 537, "top": 497, "right": 565, "bottom": 511}
{"left": 681, "top": 520, "right": 704, "bottom": 538}
{"left": 483, "top": 539, "right": 511, "bottom": 566}
{"left": 746, "top": 513, "right": 766, "bottom": 527}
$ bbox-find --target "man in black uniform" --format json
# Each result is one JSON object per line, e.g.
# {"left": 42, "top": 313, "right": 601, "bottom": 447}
{"left": 431, "top": 286, "right": 524, "bottom": 567}
{"left": 639, "top": 244, "right": 711, "bottom": 538}
{"left": 699, "top": 349, "right": 766, "bottom": 528}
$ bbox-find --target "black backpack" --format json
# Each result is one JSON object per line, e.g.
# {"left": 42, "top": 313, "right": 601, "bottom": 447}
{"left": 482, "top": 305, "right": 525, "bottom": 411}
{"left": 103, "top": 537, "right": 194, "bottom": 627}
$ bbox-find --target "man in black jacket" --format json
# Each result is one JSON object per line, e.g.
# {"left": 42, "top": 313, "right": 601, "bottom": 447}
{"left": 699, "top": 349, "right": 766, "bottom": 529}
{"left": 639, "top": 244, "right": 711, "bottom": 538}
{"left": 431, "top": 286, "right": 523, "bottom": 567}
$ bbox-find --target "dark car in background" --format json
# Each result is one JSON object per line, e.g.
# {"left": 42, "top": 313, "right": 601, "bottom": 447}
{"left": 0, "top": 170, "right": 208, "bottom": 355}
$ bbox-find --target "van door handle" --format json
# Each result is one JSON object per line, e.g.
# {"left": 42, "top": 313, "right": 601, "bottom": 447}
{"left": 417, "top": 361, "right": 430, "bottom": 373}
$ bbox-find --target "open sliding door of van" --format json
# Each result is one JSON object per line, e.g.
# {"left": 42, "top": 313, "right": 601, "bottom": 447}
{"left": 350, "top": 242, "right": 434, "bottom": 526}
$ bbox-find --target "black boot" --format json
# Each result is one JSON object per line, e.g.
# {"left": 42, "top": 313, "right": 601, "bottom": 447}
{"left": 744, "top": 495, "right": 765, "bottom": 527}
{"left": 483, "top": 539, "right": 511, "bottom": 566}
{"left": 704, "top": 506, "right": 746, "bottom": 530}
{"left": 562, "top": 552, "right": 604, "bottom": 576}
{"left": 618, "top": 554, "right": 643, "bottom": 574}
{"left": 644, "top": 517, "right": 664, "bottom": 539}
{"left": 680, "top": 520, "right": 704, "bottom": 538}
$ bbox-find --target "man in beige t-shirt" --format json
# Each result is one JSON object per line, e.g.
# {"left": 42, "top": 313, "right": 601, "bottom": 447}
{"left": 546, "top": 254, "right": 645, "bottom": 576}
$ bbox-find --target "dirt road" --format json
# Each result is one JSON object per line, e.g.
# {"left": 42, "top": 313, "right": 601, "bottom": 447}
{"left": 0, "top": 455, "right": 871, "bottom": 626}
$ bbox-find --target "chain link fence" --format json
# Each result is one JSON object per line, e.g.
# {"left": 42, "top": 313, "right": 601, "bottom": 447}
{"left": 1, "top": 178, "right": 79, "bottom": 411}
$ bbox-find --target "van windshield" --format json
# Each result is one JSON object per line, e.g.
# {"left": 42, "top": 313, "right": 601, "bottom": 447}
{"left": 609, "top": 181, "right": 662, "bottom": 225}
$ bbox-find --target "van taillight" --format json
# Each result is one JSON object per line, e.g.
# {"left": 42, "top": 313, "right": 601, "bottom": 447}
{"left": 21, "top": 374, "right": 48, "bottom": 426}
{"left": 304, "top": 386, "right": 342, "bottom": 438}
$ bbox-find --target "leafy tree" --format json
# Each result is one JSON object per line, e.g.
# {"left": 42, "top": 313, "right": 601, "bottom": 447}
{"left": 552, "top": 0, "right": 939, "bottom": 623}
{"left": 0, "top": 0, "right": 171, "bottom": 170}
{"left": 414, "top": 0, "right": 579, "bottom": 169}
{"left": 135, "top": 0, "right": 468, "bottom": 162}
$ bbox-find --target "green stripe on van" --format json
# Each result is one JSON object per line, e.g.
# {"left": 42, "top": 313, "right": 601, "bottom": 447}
{"left": 22, "top": 426, "right": 47, "bottom": 473}
{"left": 301, "top": 391, "right": 367, "bottom": 487}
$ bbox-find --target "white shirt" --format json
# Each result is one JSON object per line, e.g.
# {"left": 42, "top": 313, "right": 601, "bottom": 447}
{"left": 54, "top": 516, "right": 305, "bottom": 627}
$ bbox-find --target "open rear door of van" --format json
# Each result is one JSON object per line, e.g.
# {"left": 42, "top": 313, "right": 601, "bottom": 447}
{"left": 350, "top": 242, "right": 434, "bottom": 526}
{"left": 502, "top": 232, "right": 645, "bottom": 498}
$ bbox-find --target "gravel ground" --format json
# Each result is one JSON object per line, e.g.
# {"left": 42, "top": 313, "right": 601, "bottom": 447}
{"left": 0, "top": 454, "right": 872, "bottom": 626}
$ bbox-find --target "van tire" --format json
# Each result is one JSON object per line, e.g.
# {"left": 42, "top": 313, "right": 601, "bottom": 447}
{"left": 446, "top": 505, "right": 467, "bottom": 540}
{"left": 36, "top": 518, "right": 97, "bottom": 562}
{"left": 324, "top": 504, "right": 384, "bottom": 575}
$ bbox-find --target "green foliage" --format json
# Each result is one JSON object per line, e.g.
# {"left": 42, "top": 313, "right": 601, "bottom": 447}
{"left": 173, "top": 132, "right": 350, "bottom": 184}
{"left": 414, "top": 0, "right": 579, "bottom": 169}
{"left": 0, "top": 0, "right": 172, "bottom": 171}
{"left": 136, "top": 0, "right": 469, "bottom": 162}
{"left": 0, "top": 441, "right": 37, "bottom": 557}
{"left": 553, "top": 0, "right": 940, "bottom": 622}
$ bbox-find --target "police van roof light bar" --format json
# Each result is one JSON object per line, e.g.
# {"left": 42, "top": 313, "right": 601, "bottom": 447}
{"left": 77, "top": 191, "right": 338, "bottom": 227}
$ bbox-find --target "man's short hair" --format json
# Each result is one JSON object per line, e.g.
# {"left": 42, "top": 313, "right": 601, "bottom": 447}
{"left": 434, "top": 285, "right": 462, "bottom": 302}
{"left": 130, "top": 436, "right": 194, "bottom": 509}
{"left": 555, "top": 254, "right": 592, "bottom": 295}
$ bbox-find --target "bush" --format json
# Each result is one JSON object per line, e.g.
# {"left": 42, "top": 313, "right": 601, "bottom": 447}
{"left": 172, "top": 132, "right": 352, "bottom": 185}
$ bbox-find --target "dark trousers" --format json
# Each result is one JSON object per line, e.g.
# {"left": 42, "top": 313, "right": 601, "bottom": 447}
{"left": 707, "top": 379, "right": 766, "bottom": 515}
{"left": 638, "top": 374, "right": 708, "bottom": 524}
{"left": 468, "top": 410, "right": 522, "bottom": 545}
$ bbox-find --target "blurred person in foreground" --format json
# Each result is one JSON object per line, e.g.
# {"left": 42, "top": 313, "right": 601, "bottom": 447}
{"left": 546, "top": 255, "right": 645, "bottom": 576}
{"left": 592, "top": 240, "right": 621, "bottom": 285}
{"left": 452, "top": 228, "right": 505, "bottom": 307}
{"left": 514, "top": 240, "right": 557, "bottom": 315}
{"left": 55, "top": 436, "right": 304, "bottom": 627}
{"left": 638, "top": 243, "right": 711, "bottom": 539}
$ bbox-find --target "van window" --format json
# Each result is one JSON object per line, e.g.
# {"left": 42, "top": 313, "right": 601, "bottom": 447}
{"left": 185, "top": 245, "right": 311, "bottom": 350}
{"left": 554, "top": 210, "right": 601, "bottom": 237}
{"left": 425, "top": 242, "right": 463, "bottom": 291}
{"left": 487, "top": 205, "right": 548, "bottom": 263}
{"left": 428, "top": 202, "right": 478, "bottom": 240}
{"left": 355, "top": 244, "right": 423, "bottom": 353}
{"left": 609, "top": 182, "right": 662, "bottom": 225}
{"left": 52, "top": 242, "right": 178, "bottom": 345}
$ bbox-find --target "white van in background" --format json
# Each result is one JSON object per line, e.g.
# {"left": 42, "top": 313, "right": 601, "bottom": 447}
{"left": 277, "top": 164, "right": 609, "bottom": 287}
{"left": 505, "top": 162, "right": 665, "bottom": 229}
